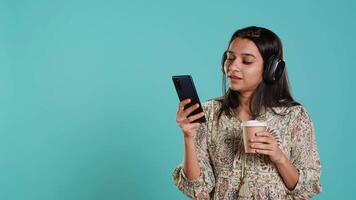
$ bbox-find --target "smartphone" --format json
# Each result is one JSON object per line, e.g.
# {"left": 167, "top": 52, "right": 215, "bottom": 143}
{"left": 172, "top": 75, "right": 206, "bottom": 123}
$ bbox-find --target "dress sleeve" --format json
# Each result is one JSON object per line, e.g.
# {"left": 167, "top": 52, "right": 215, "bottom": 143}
{"left": 172, "top": 102, "right": 215, "bottom": 199}
{"left": 286, "top": 106, "right": 322, "bottom": 199}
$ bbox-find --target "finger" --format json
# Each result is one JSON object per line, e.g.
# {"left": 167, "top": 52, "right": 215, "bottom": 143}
{"left": 250, "top": 143, "right": 273, "bottom": 151}
{"left": 181, "top": 122, "right": 202, "bottom": 132}
{"left": 179, "top": 98, "right": 191, "bottom": 108}
{"left": 177, "top": 105, "right": 184, "bottom": 113}
{"left": 177, "top": 100, "right": 193, "bottom": 119}
{"left": 177, "top": 99, "right": 191, "bottom": 113}
{"left": 191, "top": 122, "right": 202, "bottom": 128}
{"left": 178, "top": 117, "right": 189, "bottom": 124}
{"left": 250, "top": 136, "right": 275, "bottom": 144}
{"left": 176, "top": 111, "right": 194, "bottom": 123}
{"left": 254, "top": 131, "right": 272, "bottom": 137}
{"left": 183, "top": 103, "right": 200, "bottom": 116}
{"left": 255, "top": 149, "right": 273, "bottom": 156}
{"left": 187, "top": 112, "right": 205, "bottom": 123}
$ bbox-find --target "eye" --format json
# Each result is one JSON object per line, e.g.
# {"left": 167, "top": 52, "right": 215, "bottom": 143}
{"left": 242, "top": 60, "right": 253, "bottom": 65}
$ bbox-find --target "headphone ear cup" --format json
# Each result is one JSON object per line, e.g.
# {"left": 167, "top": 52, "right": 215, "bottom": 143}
{"left": 264, "top": 55, "right": 275, "bottom": 83}
{"left": 264, "top": 55, "right": 285, "bottom": 84}
{"left": 274, "top": 60, "right": 285, "bottom": 82}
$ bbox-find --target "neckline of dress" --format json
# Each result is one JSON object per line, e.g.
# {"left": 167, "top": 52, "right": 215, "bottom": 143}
{"left": 229, "top": 107, "right": 270, "bottom": 123}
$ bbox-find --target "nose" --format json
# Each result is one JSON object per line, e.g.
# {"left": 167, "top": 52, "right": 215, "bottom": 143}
{"left": 226, "top": 58, "right": 241, "bottom": 73}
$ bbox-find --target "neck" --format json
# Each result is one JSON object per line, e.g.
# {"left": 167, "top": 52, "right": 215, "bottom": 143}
{"left": 238, "top": 91, "right": 253, "bottom": 111}
{"left": 236, "top": 91, "right": 266, "bottom": 116}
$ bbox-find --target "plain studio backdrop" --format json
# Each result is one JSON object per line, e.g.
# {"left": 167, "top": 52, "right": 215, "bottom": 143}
{"left": 0, "top": 0, "right": 355, "bottom": 199}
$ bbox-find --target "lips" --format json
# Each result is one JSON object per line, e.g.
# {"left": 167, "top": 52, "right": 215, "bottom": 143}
{"left": 228, "top": 75, "right": 243, "bottom": 80}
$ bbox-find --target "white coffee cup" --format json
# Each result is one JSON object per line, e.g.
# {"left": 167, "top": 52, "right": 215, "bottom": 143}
{"left": 241, "top": 120, "right": 268, "bottom": 153}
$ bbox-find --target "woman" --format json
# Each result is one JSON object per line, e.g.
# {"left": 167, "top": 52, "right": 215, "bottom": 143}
{"left": 172, "top": 26, "right": 322, "bottom": 199}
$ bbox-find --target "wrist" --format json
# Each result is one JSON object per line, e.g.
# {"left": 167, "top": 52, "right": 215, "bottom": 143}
{"left": 183, "top": 135, "right": 195, "bottom": 143}
{"left": 274, "top": 153, "right": 288, "bottom": 166}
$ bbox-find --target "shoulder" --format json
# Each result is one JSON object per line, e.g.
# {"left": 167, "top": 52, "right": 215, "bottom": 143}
{"left": 289, "top": 105, "right": 312, "bottom": 122}
{"left": 272, "top": 105, "right": 312, "bottom": 121}
{"left": 276, "top": 105, "right": 313, "bottom": 131}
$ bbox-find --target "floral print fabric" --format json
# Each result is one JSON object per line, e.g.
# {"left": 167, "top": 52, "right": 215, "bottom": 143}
{"left": 172, "top": 100, "right": 322, "bottom": 200}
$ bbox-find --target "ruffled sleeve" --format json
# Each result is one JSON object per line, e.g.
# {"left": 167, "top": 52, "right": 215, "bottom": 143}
{"left": 286, "top": 106, "right": 322, "bottom": 199}
{"left": 172, "top": 102, "right": 215, "bottom": 199}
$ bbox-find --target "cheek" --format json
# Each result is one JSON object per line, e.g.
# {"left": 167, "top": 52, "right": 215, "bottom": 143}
{"left": 245, "top": 65, "right": 264, "bottom": 82}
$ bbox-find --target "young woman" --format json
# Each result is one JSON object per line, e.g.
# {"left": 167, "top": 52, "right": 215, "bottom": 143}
{"left": 172, "top": 26, "right": 322, "bottom": 199}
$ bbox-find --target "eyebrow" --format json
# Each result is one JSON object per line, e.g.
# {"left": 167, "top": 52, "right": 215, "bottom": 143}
{"left": 227, "top": 51, "right": 256, "bottom": 58}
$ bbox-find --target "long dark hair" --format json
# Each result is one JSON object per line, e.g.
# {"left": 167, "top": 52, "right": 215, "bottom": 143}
{"left": 215, "top": 26, "right": 300, "bottom": 121}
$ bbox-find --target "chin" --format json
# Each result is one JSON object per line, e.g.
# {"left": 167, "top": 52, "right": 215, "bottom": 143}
{"left": 229, "top": 85, "right": 251, "bottom": 93}
{"left": 229, "top": 85, "right": 241, "bottom": 92}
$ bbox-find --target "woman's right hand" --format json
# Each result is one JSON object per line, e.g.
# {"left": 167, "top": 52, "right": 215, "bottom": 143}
{"left": 176, "top": 98, "right": 206, "bottom": 139}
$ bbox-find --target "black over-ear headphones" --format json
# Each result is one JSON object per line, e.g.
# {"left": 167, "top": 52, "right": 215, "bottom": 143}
{"left": 263, "top": 55, "right": 285, "bottom": 84}
{"left": 221, "top": 51, "right": 285, "bottom": 84}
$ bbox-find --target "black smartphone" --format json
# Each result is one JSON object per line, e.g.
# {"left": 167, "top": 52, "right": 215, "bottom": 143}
{"left": 172, "top": 75, "right": 206, "bottom": 123}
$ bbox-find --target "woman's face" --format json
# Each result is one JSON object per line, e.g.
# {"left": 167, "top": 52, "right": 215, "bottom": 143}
{"left": 224, "top": 37, "right": 264, "bottom": 93}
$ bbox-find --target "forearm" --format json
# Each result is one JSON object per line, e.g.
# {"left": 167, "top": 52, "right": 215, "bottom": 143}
{"left": 183, "top": 137, "right": 201, "bottom": 180}
{"left": 274, "top": 155, "right": 299, "bottom": 190}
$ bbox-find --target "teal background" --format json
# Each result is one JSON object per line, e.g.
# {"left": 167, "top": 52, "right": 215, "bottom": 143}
{"left": 0, "top": 0, "right": 355, "bottom": 199}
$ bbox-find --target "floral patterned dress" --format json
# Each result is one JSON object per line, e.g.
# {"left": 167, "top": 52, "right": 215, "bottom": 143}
{"left": 172, "top": 100, "right": 322, "bottom": 200}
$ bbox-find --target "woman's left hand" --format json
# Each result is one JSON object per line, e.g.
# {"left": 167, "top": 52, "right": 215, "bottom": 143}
{"left": 249, "top": 131, "right": 286, "bottom": 165}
